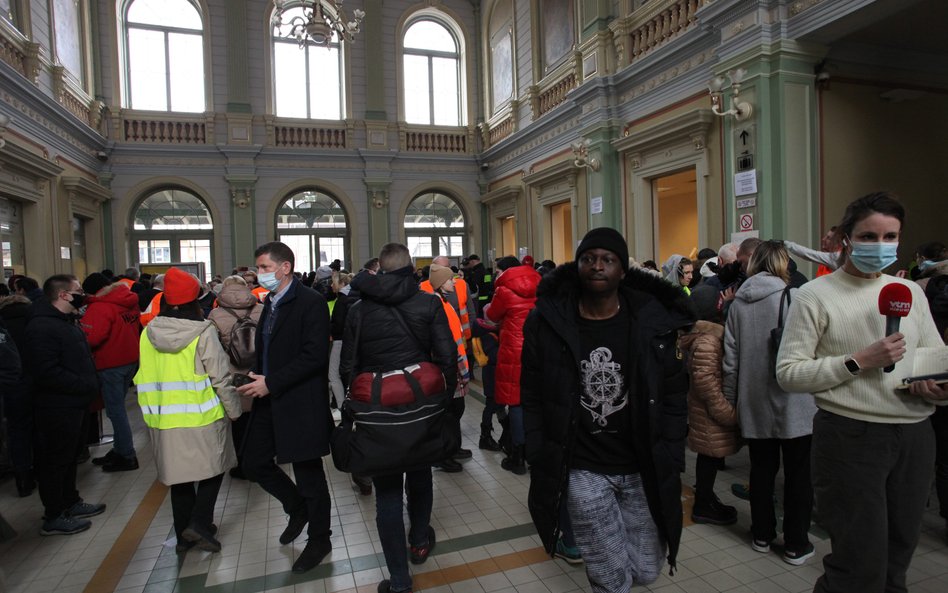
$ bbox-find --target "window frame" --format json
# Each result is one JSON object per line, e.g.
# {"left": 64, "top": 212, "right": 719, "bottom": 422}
{"left": 120, "top": 0, "right": 209, "bottom": 113}
{"left": 403, "top": 191, "right": 467, "bottom": 259}
{"left": 274, "top": 188, "right": 351, "bottom": 272}
{"left": 129, "top": 187, "right": 215, "bottom": 280}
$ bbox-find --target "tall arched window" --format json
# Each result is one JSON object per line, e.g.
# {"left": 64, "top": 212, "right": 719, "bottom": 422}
{"left": 132, "top": 188, "right": 214, "bottom": 279}
{"left": 272, "top": 3, "right": 344, "bottom": 119}
{"left": 123, "top": 0, "right": 205, "bottom": 112}
{"left": 403, "top": 18, "right": 462, "bottom": 125}
{"left": 276, "top": 190, "right": 349, "bottom": 272}
{"left": 404, "top": 192, "right": 466, "bottom": 258}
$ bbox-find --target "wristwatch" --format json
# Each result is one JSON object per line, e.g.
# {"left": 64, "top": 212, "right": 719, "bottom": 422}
{"left": 844, "top": 356, "right": 861, "bottom": 376}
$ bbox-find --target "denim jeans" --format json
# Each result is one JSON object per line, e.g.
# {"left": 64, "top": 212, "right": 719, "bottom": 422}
{"left": 508, "top": 405, "right": 525, "bottom": 446}
{"left": 373, "top": 468, "right": 433, "bottom": 592}
{"left": 99, "top": 363, "right": 138, "bottom": 458}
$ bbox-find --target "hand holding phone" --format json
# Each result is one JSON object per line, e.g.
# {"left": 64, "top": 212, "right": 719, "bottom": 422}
{"left": 232, "top": 373, "right": 253, "bottom": 388}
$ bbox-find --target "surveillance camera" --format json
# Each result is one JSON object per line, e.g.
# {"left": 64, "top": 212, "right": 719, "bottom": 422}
{"left": 96, "top": 150, "right": 108, "bottom": 162}
{"left": 480, "top": 162, "right": 489, "bottom": 171}
{"left": 816, "top": 71, "right": 830, "bottom": 82}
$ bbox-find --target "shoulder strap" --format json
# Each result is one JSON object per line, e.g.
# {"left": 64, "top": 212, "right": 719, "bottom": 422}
{"left": 221, "top": 306, "right": 251, "bottom": 321}
{"left": 389, "top": 306, "right": 427, "bottom": 359}
{"left": 777, "top": 286, "right": 792, "bottom": 328}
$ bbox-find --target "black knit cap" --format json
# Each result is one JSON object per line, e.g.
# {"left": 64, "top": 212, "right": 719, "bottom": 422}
{"left": 82, "top": 272, "right": 111, "bottom": 295}
{"left": 575, "top": 227, "right": 629, "bottom": 271}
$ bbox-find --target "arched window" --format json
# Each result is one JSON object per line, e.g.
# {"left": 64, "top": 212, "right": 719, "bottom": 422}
{"left": 403, "top": 18, "right": 462, "bottom": 125}
{"left": 272, "top": 3, "right": 344, "bottom": 119}
{"left": 132, "top": 188, "right": 214, "bottom": 279}
{"left": 488, "top": 0, "right": 514, "bottom": 114}
{"left": 276, "top": 190, "right": 349, "bottom": 272}
{"left": 123, "top": 0, "right": 205, "bottom": 112}
{"left": 404, "top": 192, "right": 466, "bottom": 258}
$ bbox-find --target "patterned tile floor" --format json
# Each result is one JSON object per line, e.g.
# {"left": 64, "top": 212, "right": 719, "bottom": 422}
{"left": 2, "top": 383, "right": 947, "bottom": 593}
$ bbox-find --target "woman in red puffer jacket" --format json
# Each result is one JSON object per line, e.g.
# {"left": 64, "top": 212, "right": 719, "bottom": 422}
{"left": 486, "top": 256, "right": 541, "bottom": 474}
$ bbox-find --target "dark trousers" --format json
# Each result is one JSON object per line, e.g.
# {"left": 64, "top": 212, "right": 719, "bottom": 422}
{"left": 931, "top": 406, "right": 948, "bottom": 519}
{"left": 373, "top": 468, "right": 433, "bottom": 592}
{"left": 231, "top": 412, "right": 249, "bottom": 469}
{"left": 812, "top": 411, "right": 934, "bottom": 593}
{"left": 34, "top": 407, "right": 85, "bottom": 518}
{"left": 747, "top": 435, "right": 813, "bottom": 551}
{"left": 169, "top": 473, "right": 224, "bottom": 540}
{"left": 2, "top": 386, "right": 32, "bottom": 471}
{"left": 694, "top": 453, "right": 722, "bottom": 504}
{"left": 242, "top": 403, "right": 332, "bottom": 541}
{"left": 448, "top": 396, "right": 465, "bottom": 453}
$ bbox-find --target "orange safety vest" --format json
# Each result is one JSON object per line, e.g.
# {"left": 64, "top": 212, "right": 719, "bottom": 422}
{"left": 251, "top": 286, "right": 269, "bottom": 303}
{"left": 420, "top": 277, "right": 471, "bottom": 340}
{"left": 140, "top": 291, "right": 163, "bottom": 327}
{"left": 421, "top": 282, "right": 470, "bottom": 382}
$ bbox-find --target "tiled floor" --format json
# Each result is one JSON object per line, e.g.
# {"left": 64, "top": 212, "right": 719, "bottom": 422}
{"left": 2, "top": 384, "right": 947, "bottom": 593}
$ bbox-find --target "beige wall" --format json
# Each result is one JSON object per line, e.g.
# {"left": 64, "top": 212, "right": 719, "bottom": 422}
{"left": 822, "top": 82, "right": 948, "bottom": 266}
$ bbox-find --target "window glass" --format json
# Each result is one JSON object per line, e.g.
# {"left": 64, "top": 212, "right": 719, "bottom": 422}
{"left": 128, "top": 0, "right": 202, "bottom": 29}
{"left": 403, "top": 54, "right": 430, "bottom": 124}
{"left": 54, "top": 0, "right": 84, "bottom": 79}
{"left": 541, "top": 0, "right": 574, "bottom": 70}
{"left": 168, "top": 32, "right": 204, "bottom": 112}
{"left": 404, "top": 20, "right": 457, "bottom": 52}
{"left": 0, "top": 197, "right": 25, "bottom": 276}
{"left": 403, "top": 19, "right": 462, "bottom": 126}
{"left": 128, "top": 28, "right": 168, "bottom": 111}
{"left": 405, "top": 193, "right": 465, "bottom": 258}
{"left": 132, "top": 188, "right": 214, "bottom": 279}
{"left": 276, "top": 190, "right": 349, "bottom": 271}
{"left": 272, "top": 6, "right": 345, "bottom": 119}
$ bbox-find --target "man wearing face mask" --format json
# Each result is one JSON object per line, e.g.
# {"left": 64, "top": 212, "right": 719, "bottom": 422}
{"left": 24, "top": 275, "right": 106, "bottom": 536}
{"left": 236, "top": 242, "right": 334, "bottom": 573}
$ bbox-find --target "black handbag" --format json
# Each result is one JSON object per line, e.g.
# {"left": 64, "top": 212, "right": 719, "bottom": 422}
{"left": 769, "top": 286, "right": 792, "bottom": 376}
{"left": 329, "top": 306, "right": 459, "bottom": 477}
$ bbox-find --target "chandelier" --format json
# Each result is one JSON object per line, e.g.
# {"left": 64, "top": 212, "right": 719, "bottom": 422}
{"left": 272, "top": 0, "right": 365, "bottom": 48}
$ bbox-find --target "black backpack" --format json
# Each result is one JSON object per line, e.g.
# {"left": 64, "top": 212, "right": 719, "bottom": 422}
{"left": 221, "top": 308, "right": 257, "bottom": 368}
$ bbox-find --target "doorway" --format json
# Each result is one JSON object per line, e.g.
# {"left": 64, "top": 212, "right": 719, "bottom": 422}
{"left": 653, "top": 168, "right": 697, "bottom": 264}
{"left": 501, "top": 216, "right": 516, "bottom": 258}
{"left": 549, "top": 201, "right": 572, "bottom": 264}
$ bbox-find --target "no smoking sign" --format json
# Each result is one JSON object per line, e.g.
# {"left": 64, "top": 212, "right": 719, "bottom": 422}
{"left": 739, "top": 213, "right": 754, "bottom": 231}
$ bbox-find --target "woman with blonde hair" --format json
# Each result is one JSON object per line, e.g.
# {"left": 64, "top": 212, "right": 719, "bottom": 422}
{"left": 724, "top": 240, "right": 818, "bottom": 565}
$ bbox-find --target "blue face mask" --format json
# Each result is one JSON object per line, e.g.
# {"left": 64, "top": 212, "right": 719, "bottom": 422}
{"left": 918, "top": 259, "right": 937, "bottom": 272}
{"left": 258, "top": 271, "right": 280, "bottom": 291}
{"left": 849, "top": 241, "right": 899, "bottom": 274}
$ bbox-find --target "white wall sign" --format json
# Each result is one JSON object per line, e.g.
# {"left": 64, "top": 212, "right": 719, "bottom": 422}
{"left": 518, "top": 246, "right": 528, "bottom": 260}
{"left": 731, "top": 230, "right": 760, "bottom": 244}
{"left": 60, "top": 246, "right": 71, "bottom": 259}
{"left": 739, "top": 213, "right": 754, "bottom": 231}
{"left": 734, "top": 170, "right": 758, "bottom": 196}
{"left": 590, "top": 196, "right": 603, "bottom": 215}
{"left": 736, "top": 197, "right": 756, "bottom": 209}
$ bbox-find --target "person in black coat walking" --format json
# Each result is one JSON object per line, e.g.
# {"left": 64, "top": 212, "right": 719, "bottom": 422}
{"left": 24, "top": 275, "right": 107, "bottom": 536}
{"left": 236, "top": 242, "right": 333, "bottom": 574}
{"left": 522, "top": 228, "right": 695, "bottom": 592}
{"left": 339, "top": 243, "right": 458, "bottom": 593}
{"left": 0, "top": 294, "right": 34, "bottom": 496}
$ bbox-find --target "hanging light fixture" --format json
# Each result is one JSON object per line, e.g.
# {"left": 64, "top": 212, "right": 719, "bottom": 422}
{"left": 271, "top": 0, "right": 366, "bottom": 48}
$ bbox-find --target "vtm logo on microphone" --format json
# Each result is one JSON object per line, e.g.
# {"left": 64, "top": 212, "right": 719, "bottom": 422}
{"left": 886, "top": 300, "right": 911, "bottom": 314}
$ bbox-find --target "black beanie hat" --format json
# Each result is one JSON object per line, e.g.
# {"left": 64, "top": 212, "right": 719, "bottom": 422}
{"left": 575, "top": 227, "right": 629, "bottom": 271}
{"left": 82, "top": 272, "right": 111, "bottom": 295}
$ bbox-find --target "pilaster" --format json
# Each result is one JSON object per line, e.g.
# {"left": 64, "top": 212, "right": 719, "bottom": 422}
{"left": 364, "top": 179, "right": 391, "bottom": 259}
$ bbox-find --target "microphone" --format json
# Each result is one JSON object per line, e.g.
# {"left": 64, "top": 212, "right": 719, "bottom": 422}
{"left": 878, "top": 283, "right": 913, "bottom": 373}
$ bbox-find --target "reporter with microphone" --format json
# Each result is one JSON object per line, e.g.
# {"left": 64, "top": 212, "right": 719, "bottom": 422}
{"left": 776, "top": 192, "right": 947, "bottom": 593}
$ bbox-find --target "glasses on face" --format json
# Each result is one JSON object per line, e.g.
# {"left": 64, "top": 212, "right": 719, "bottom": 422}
{"left": 578, "top": 253, "right": 620, "bottom": 267}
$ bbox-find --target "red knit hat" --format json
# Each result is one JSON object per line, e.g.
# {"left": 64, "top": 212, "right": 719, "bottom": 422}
{"left": 163, "top": 267, "right": 200, "bottom": 306}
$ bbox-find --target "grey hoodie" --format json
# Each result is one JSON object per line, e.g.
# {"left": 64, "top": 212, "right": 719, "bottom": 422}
{"left": 723, "top": 272, "right": 817, "bottom": 439}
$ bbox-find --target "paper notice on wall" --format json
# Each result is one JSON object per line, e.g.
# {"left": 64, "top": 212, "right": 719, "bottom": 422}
{"left": 590, "top": 196, "right": 603, "bottom": 214}
{"left": 60, "top": 246, "right": 71, "bottom": 259}
{"left": 731, "top": 230, "right": 759, "bottom": 244}
{"left": 734, "top": 170, "right": 758, "bottom": 196}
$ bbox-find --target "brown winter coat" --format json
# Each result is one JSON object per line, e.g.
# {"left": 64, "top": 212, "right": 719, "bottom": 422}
{"left": 208, "top": 284, "right": 263, "bottom": 412}
{"left": 680, "top": 321, "right": 740, "bottom": 457}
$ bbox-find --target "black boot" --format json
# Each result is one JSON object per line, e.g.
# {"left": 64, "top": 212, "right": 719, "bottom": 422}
{"left": 501, "top": 445, "right": 527, "bottom": 475}
{"left": 479, "top": 426, "right": 501, "bottom": 451}
{"left": 691, "top": 494, "right": 737, "bottom": 525}
{"left": 14, "top": 470, "right": 34, "bottom": 497}
{"left": 498, "top": 414, "right": 511, "bottom": 456}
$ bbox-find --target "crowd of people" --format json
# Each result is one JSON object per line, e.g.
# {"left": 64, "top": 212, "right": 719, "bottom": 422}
{"left": 1, "top": 191, "right": 947, "bottom": 593}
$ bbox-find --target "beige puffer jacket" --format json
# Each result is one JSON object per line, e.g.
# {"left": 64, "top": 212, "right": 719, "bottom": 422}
{"left": 680, "top": 320, "right": 741, "bottom": 457}
{"left": 140, "top": 317, "right": 242, "bottom": 485}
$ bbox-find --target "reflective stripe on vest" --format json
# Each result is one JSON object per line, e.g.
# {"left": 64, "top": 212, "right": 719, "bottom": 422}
{"left": 441, "top": 299, "right": 470, "bottom": 381}
{"left": 454, "top": 279, "right": 471, "bottom": 340}
{"left": 477, "top": 273, "right": 493, "bottom": 301}
{"left": 134, "top": 333, "right": 224, "bottom": 430}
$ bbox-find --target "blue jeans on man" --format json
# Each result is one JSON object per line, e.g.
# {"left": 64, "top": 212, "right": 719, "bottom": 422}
{"left": 99, "top": 362, "right": 138, "bottom": 459}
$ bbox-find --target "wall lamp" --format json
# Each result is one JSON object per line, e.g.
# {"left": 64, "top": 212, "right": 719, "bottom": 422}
{"left": 571, "top": 139, "right": 601, "bottom": 172}
{"left": 708, "top": 68, "right": 754, "bottom": 121}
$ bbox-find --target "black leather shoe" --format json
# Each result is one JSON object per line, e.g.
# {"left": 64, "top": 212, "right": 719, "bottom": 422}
{"left": 103, "top": 456, "right": 139, "bottom": 473}
{"left": 76, "top": 447, "right": 90, "bottom": 464}
{"left": 92, "top": 450, "right": 121, "bottom": 466}
{"left": 280, "top": 506, "right": 308, "bottom": 545}
{"left": 182, "top": 523, "right": 222, "bottom": 553}
{"left": 292, "top": 539, "right": 331, "bottom": 573}
{"left": 435, "top": 458, "right": 463, "bottom": 473}
{"left": 453, "top": 448, "right": 473, "bottom": 460}
{"left": 229, "top": 466, "right": 247, "bottom": 480}
{"left": 478, "top": 434, "right": 501, "bottom": 451}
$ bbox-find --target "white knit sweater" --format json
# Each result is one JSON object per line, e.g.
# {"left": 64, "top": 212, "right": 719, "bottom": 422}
{"left": 776, "top": 269, "right": 946, "bottom": 423}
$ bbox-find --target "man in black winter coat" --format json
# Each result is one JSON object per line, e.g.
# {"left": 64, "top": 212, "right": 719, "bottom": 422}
{"left": 522, "top": 228, "right": 695, "bottom": 592}
{"left": 0, "top": 294, "right": 35, "bottom": 496}
{"left": 339, "top": 243, "right": 458, "bottom": 593}
{"left": 24, "top": 275, "right": 106, "bottom": 536}
{"left": 237, "top": 242, "right": 333, "bottom": 574}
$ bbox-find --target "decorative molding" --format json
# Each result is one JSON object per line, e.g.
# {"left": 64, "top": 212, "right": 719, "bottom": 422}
{"left": 61, "top": 176, "right": 112, "bottom": 206}
{"left": 614, "top": 109, "right": 714, "bottom": 154}
{"left": 522, "top": 159, "right": 579, "bottom": 189}
{"left": 265, "top": 116, "right": 352, "bottom": 149}
{"left": 618, "top": 47, "right": 715, "bottom": 104}
{"left": 480, "top": 184, "right": 521, "bottom": 206}
{"left": 0, "top": 89, "right": 100, "bottom": 157}
{"left": 788, "top": 0, "right": 828, "bottom": 18}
